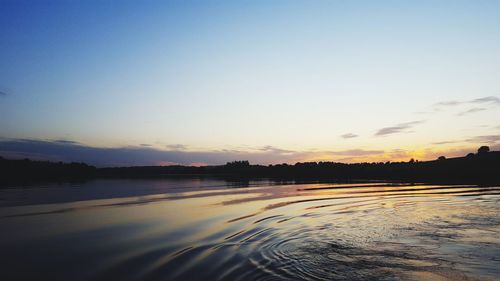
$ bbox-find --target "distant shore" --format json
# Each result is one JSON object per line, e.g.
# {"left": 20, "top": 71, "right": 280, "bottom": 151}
{"left": 1, "top": 147, "right": 500, "bottom": 186}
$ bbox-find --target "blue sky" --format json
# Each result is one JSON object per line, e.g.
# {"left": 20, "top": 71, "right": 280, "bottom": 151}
{"left": 1, "top": 0, "right": 500, "bottom": 166}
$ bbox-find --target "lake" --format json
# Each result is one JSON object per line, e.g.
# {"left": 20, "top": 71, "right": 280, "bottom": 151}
{"left": 0, "top": 179, "right": 499, "bottom": 281}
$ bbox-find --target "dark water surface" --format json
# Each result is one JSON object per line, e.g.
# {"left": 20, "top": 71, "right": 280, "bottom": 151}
{"left": 1, "top": 179, "right": 499, "bottom": 281}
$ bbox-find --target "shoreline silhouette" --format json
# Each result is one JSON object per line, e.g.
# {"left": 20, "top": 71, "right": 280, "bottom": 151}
{"left": 1, "top": 146, "right": 499, "bottom": 186}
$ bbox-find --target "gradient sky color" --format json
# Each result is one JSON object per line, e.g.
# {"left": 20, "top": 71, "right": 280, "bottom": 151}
{"left": 1, "top": 0, "right": 500, "bottom": 166}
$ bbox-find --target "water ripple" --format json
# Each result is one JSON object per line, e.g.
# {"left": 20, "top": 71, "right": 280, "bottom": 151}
{"left": 1, "top": 181, "right": 499, "bottom": 281}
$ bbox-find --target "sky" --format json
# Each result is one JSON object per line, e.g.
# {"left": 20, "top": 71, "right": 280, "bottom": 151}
{"left": 1, "top": 0, "right": 500, "bottom": 167}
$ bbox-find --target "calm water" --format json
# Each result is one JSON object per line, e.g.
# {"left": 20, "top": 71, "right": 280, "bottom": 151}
{"left": 1, "top": 179, "right": 499, "bottom": 281}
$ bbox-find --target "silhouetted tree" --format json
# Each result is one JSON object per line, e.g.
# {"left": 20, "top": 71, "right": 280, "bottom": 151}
{"left": 225, "top": 161, "right": 250, "bottom": 168}
{"left": 438, "top": 156, "right": 446, "bottom": 160}
{"left": 478, "top": 146, "right": 490, "bottom": 154}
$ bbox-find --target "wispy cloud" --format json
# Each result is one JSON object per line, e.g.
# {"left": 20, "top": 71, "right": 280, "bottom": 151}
{"left": 375, "top": 120, "right": 424, "bottom": 136}
{"left": 470, "top": 96, "right": 500, "bottom": 105}
{"left": 0, "top": 91, "right": 7, "bottom": 97}
{"left": 434, "top": 100, "right": 461, "bottom": 106}
{"left": 425, "top": 96, "right": 500, "bottom": 118}
{"left": 258, "top": 145, "right": 295, "bottom": 154}
{"left": 432, "top": 134, "right": 500, "bottom": 145}
{"left": 457, "top": 107, "right": 487, "bottom": 116}
{"left": 53, "top": 140, "right": 80, "bottom": 145}
{"left": 166, "top": 144, "right": 187, "bottom": 150}
{"left": 466, "top": 135, "right": 500, "bottom": 143}
{"left": 340, "top": 133, "right": 358, "bottom": 139}
{"left": 329, "top": 149, "right": 384, "bottom": 156}
{"left": 434, "top": 96, "right": 500, "bottom": 108}
{"left": 432, "top": 140, "right": 462, "bottom": 145}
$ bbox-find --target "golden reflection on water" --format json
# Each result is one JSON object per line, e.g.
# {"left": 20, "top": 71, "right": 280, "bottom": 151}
{"left": 0, "top": 180, "right": 499, "bottom": 281}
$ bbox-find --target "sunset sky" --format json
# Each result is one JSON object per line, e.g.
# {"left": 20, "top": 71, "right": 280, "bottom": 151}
{"left": 1, "top": 0, "right": 499, "bottom": 166}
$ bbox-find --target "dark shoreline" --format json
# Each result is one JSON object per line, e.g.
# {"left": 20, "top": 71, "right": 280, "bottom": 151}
{"left": 2, "top": 148, "right": 500, "bottom": 187}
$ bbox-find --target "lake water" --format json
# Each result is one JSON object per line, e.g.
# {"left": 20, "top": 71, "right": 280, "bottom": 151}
{"left": 0, "top": 179, "right": 499, "bottom": 281}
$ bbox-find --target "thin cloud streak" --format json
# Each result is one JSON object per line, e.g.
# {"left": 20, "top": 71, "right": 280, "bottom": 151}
{"left": 375, "top": 121, "right": 424, "bottom": 136}
{"left": 328, "top": 149, "right": 384, "bottom": 156}
{"left": 435, "top": 101, "right": 461, "bottom": 106}
{"left": 430, "top": 96, "right": 500, "bottom": 116}
{"left": 166, "top": 144, "right": 187, "bottom": 150}
{"left": 259, "top": 146, "right": 295, "bottom": 154}
{"left": 432, "top": 140, "right": 461, "bottom": 145}
{"left": 432, "top": 134, "right": 500, "bottom": 146}
{"left": 340, "top": 133, "right": 358, "bottom": 139}
{"left": 53, "top": 140, "right": 80, "bottom": 145}
{"left": 466, "top": 135, "right": 500, "bottom": 144}
{"left": 470, "top": 96, "right": 500, "bottom": 105}
{"left": 434, "top": 96, "right": 500, "bottom": 107}
{"left": 457, "top": 107, "right": 487, "bottom": 116}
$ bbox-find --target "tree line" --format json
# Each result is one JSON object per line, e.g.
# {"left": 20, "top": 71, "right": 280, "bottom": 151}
{"left": 1, "top": 146, "right": 499, "bottom": 186}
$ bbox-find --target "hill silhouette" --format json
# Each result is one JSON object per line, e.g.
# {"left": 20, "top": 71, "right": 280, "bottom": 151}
{"left": 1, "top": 147, "right": 500, "bottom": 186}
